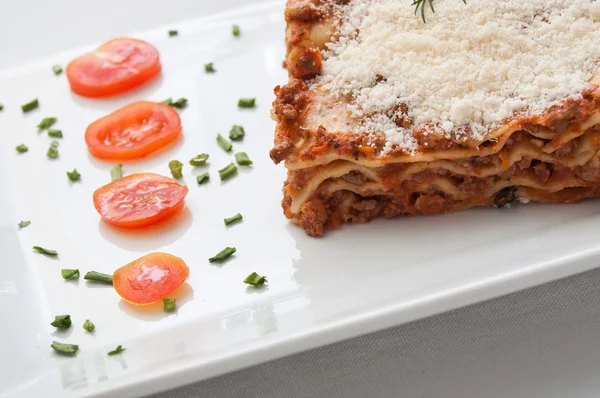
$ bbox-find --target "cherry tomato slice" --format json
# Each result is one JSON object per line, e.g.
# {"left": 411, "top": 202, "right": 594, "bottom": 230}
{"left": 93, "top": 173, "right": 188, "bottom": 228}
{"left": 113, "top": 252, "right": 189, "bottom": 305}
{"left": 85, "top": 101, "right": 181, "bottom": 160}
{"left": 66, "top": 38, "right": 161, "bottom": 98}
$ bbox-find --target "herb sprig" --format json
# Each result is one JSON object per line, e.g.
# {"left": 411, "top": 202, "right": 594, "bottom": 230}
{"left": 412, "top": 0, "right": 466, "bottom": 22}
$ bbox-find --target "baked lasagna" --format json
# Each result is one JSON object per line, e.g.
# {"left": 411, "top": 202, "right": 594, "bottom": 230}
{"left": 271, "top": 0, "right": 600, "bottom": 236}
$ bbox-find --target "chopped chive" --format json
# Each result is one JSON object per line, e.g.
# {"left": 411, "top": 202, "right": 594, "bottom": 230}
{"left": 47, "top": 145, "right": 59, "bottom": 159}
{"left": 172, "top": 98, "right": 188, "bottom": 109}
{"left": 51, "top": 140, "right": 59, "bottom": 148}
{"left": 163, "top": 298, "right": 176, "bottom": 312}
{"left": 66, "top": 169, "right": 81, "bottom": 182}
{"left": 110, "top": 164, "right": 123, "bottom": 181}
{"left": 16, "top": 144, "right": 28, "bottom": 153}
{"left": 168, "top": 30, "right": 179, "bottom": 37}
{"left": 196, "top": 172, "right": 210, "bottom": 185}
{"left": 51, "top": 314, "right": 72, "bottom": 329}
{"left": 237, "top": 98, "right": 256, "bottom": 108}
{"left": 209, "top": 246, "right": 236, "bottom": 262}
{"left": 21, "top": 98, "right": 39, "bottom": 113}
{"left": 18, "top": 220, "right": 31, "bottom": 229}
{"left": 83, "top": 319, "right": 95, "bottom": 333}
{"left": 33, "top": 246, "right": 58, "bottom": 256}
{"left": 217, "top": 134, "right": 232, "bottom": 152}
{"left": 61, "top": 269, "right": 80, "bottom": 280}
{"left": 232, "top": 24, "right": 241, "bottom": 37}
{"left": 52, "top": 65, "right": 63, "bottom": 75}
{"left": 204, "top": 62, "right": 216, "bottom": 73}
{"left": 162, "top": 97, "right": 188, "bottom": 109}
{"left": 48, "top": 129, "right": 63, "bottom": 138}
{"left": 37, "top": 117, "right": 57, "bottom": 130}
{"left": 235, "top": 152, "right": 253, "bottom": 166}
{"left": 218, "top": 162, "right": 238, "bottom": 181}
{"left": 51, "top": 341, "right": 79, "bottom": 356}
{"left": 224, "top": 213, "right": 243, "bottom": 226}
{"left": 244, "top": 272, "right": 267, "bottom": 287}
{"left": 169, "top": 160, "right": 184, "bottom": 179}
{"left": 0, "top": 104, "right": 4, "bottom": 111}
{"left": 108, "top": 345, "right": 125, "bottom": 356}
{"left": 189, "top": 153, "right": 209, "bottom": 167}
{"left": 229, "top": 125, "right": 245, "bottom": 141}
{"left": 84, "top": 271, "right": 113, "bottom": 284}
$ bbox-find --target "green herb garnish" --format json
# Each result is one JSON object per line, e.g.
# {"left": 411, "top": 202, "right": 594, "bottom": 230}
{"left": 162, "top": 97, "right": 188, "bottom": 109}
{"left": 51, "top": 341, "right": 79, "bottom": 356}
{"left": 204, "top": 62, "right": 216, "bottom": 73}
{"left": 224, "top": 213, "right": 243, "bottom": 226}
{"left": 47, "top": 140, "right": 59, "bottom": 159}
{"left": 217, "top": 134, "right": 232, "bottom": 152}
{"left": 33, "top": 246, "right": 58, "bottom": 256}
{"left": 18, "top": 220, "right": 31, "bottom": 229}
{"left": 235, "top": 152, "right": 253, "bottom": 166}
{"left": 48, "top": 129, "right": 63, "bottom": 138}
{"left": 52, "top": 65, "right": 63, "bottom": 75}
{"left": 163, "top": 298, "right": 176, "bottom": 312}
{"left": 232, "top": 24, "right": 240, "bottom": 37}
{"left": 237, "top": 98, "right": 256, "bottom": 108}
{"left": 244, "top": 272, "right": 267, "bottom": 287}
{"left": 169, "top": 160, "right": 184, "bottom": 179}
{"left": 47, "top": 146, "right": 59, "bottom": 159}
{"left": 218, "top": 162, "right": 238, "bottom": 181}
{"left": 196, "top": 172, "right": 210, "bottom": 185}
{"left": 189, "top": 153, "right": 209, "bottom": 166}
{"left": 66, "top": 169, "right": 81, "bottom": 182}
{"left": 83, "top": 319, "right": 95, "bottom": 333}
{"left": 229, "top": 125, "right": 244, "bottom": 141}
{"left": 37, "top": 117, "right": 57, "bottom": 130}
{"left": 108, "top": 345, "right": 125, "bottom": 356}
{"left": 412, "top": 0, "right": 466, "bottom": 23}
{"left": 16, "top": 144, "right": 28, "bottom": 153}
{"left": 61, "top": 269, "right": 80, "bottom": 280}
{"left": 51, "top": 314, "right": 72, "bottom": 329}
{"left": 209, "top": 246, "right": 236, "bottom": 262}
{"left": 21, "top": 98, "right": 39, "bottom": 113}
{"left": 0, "top": 104, "right": 4, "bottom": 111}
{"left": 172, "top": 97, "right": 188, "bottom": 108}
{"left": 84, "top": 271, "right": 113, "bottom": 284}
{"left": 110, "top": 164, "right": 123, "bottom": 181}
{"left": 169, "top": 30, "right": 179, "bottom": 37}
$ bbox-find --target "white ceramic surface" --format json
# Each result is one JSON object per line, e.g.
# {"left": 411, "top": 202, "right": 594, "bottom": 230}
{"left": 2, "top": 1, "right": 600, "bottom": 397}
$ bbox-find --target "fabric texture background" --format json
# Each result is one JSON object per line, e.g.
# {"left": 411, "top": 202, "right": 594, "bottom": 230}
{"left": 152, "top": 267, "right": 600, "bottom": 398}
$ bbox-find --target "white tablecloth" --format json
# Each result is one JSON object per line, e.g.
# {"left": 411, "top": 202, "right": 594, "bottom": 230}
{"left": 152, "top": 267, "right": 600, "bottom": 398}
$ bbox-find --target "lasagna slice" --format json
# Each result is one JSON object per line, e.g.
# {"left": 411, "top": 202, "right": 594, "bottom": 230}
{"left": 271, "top": 0, "right": 600, "bottom": 236}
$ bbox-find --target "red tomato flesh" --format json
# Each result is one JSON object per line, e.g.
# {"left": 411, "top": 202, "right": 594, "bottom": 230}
{"left": 93, "top": 173, "right": 188, "bottom": 228}
{"left": 113, "top": 252, "right": 189, "bottom": 305}
{"left": 67, "top": 38, "right": 161, "bottom": 98}
{"left": 85, "top": 101, "right": 181, "bottom": 160}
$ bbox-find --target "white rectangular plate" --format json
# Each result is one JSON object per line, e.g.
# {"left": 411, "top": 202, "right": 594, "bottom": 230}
{"left": 2, "top": 1, "right": 600, "bottom": 397}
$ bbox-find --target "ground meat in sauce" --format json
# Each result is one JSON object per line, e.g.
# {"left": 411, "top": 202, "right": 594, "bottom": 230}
{"left": 298, "top": 198, "right": 327, "bottom": 236}
{"left": 492, "top": 187, "right": 517, "bottom": 207}
{"left": 341, "top": 170, "right": 370, "bottom": 185}
{"left": 532, "top": 162, "right": 551, "bottom": 184}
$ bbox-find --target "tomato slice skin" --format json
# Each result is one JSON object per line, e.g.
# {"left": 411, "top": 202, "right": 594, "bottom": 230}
{"left": 113, "top": 252, "right": 189, "bottom": 305}
{"left": 85, "top": 101, "right": 181, "bottom": 160}
{"left": 66, "top": 38, "right": 161, "bottom": 98}
{"left": 93, "top": 173, "right": 188, "bottom": 228}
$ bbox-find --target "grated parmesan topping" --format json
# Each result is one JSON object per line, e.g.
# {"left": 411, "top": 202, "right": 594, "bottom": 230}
{"left": 312, "top": 0, "right": 600, "bottom": 153}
